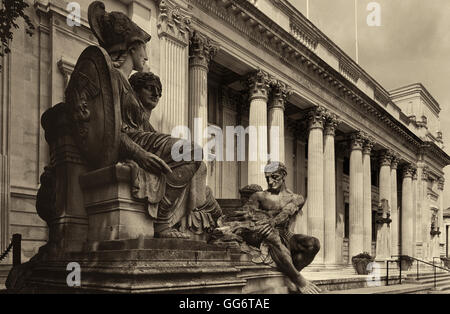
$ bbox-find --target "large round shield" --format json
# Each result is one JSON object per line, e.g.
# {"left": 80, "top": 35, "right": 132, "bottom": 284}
{"left": 65, "top": 45, "right": 120, "bottom": 169}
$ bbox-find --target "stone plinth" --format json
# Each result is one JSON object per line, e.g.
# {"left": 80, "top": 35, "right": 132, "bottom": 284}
{"left": 18, "top": 238, "right": 294, "bottom": 294}
{"left": 79, "top": 164, "right": 154, "bottom": 243}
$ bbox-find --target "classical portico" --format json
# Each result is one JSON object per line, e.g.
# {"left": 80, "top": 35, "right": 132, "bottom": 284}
{"left": 2, "top": 0, "right": 450, "bottom": 279}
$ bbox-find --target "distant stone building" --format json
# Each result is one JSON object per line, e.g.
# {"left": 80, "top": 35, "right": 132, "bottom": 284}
{"left": 1, "top": 0, "right": 449, "bottom": 268}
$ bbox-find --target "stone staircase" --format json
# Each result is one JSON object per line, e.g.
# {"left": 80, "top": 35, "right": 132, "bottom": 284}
{"left": 404, "top": 269, "right": 450, "bottom": 293}
{"left": 327, "top": 266, "right": 450, "bottom": 294}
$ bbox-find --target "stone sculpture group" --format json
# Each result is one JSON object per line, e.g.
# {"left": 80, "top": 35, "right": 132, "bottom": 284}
{"left": 6, "top": 1, "right": 320, "bottom": 294}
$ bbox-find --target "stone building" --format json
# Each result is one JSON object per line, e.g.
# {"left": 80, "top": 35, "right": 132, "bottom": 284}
{"left": 1, "top": 0, "right": 449, "bottom": 269}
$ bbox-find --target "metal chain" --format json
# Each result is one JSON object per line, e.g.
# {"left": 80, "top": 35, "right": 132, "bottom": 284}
{"left": 0, "top": 241, "right": 13, "bottom": 262}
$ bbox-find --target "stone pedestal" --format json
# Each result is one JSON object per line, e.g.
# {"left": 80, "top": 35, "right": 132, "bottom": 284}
{"left": 19, "top": 238, "right": 294, "bottom": 294}
{"left": 41, "top": 103, "right": 89, "bottom": 253}
{"left": 79, "top": 164, "right": 155, "bottom": 243}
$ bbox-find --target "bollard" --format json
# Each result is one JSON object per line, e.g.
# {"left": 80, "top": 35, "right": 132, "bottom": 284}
{"left": 12, "top": 233, "right": 21, "bottom": 266}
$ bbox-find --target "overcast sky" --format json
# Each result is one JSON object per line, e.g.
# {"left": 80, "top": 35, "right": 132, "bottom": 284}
{"left": 291, "top": 0, "right": 450, "bottom": 207}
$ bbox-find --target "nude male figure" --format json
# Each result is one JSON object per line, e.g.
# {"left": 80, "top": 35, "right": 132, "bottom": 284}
{"left": 241, "top": 161, "right": 321, "bottom": 294}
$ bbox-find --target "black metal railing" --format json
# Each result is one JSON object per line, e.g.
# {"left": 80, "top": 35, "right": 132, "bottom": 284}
{"left": 0, "top": 234, "right": 21, "bottom": 266}
{"left": 385, "top": 258, "right": 401, "bottom": 286}
{"left": 390, "top": 255, "right": 450, "bottom": 289}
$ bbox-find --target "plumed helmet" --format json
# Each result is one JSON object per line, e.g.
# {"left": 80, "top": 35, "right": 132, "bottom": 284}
{"left": 88, "top": 1, "right": 151, "bottom": 55}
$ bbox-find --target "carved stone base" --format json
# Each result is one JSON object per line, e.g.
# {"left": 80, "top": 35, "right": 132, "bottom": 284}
{"left": 80, "top": 164, "right": 154, "bottom": 242}
{"left": 15, "top": 238, "right": 293, "bottom": 294}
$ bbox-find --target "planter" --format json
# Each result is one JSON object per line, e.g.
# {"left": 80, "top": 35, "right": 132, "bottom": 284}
{"left": 352, "top": 260, "right": 371, "bottom": 275}
{"left": 397, "top": 257, "right": 413, "bottom": 271}
{"left": 351, "top": 253, "right": 374, "bottom": 275}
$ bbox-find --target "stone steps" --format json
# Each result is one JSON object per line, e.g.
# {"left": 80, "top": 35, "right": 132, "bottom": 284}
{"left": 405, "top": 270, "right": 450, "bottom": 292}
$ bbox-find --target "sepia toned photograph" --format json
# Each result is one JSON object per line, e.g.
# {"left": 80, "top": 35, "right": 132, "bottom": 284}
{"left": 0, "top": 0, "right": 450, "bottom": 300}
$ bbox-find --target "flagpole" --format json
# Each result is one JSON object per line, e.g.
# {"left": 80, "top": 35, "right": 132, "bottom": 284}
{"left": 306, "top": 0, "right": 310, "bottom": 19}
{"left": 355, "top": 0, "right": 359, "bottom": 64}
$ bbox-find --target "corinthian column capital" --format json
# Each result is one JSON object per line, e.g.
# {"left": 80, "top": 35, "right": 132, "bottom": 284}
{"left": 379, "top": 150, "right": 393, "bottom": 167}
{"left": 402, "top": 164, "right": 415, "bottom": 178}
{"left": 307, "top": 106, "right": 327, "bottom": 130}
{"left": 390, "top": 154, "right": 400, "bottom": 170}
{"left": 362, "top": 136, "right": 375, "bottom": 155}
{"left": 189, "top": 31, "right": 219, "bottom": 70}
{"left": 246, "top": 69, "right": 273, "bottom": 102}
{"left": 269, "top": 80, "right": 292, "bottom": 111}
{"left": 324, "top": 113, "right": 340, "bottom": 136}
{"left": 349, "top": 131, "right": 365, "bottom": 151}
{"left": 422, "top": 166, "right": 430, "bottom": 180}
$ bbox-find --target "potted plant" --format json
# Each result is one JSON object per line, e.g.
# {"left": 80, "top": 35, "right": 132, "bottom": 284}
{"left": 351, "top": 252, "right": 374, "bottom": 275}
{"left": 397, "top": 255, "right": 414, "bottom": 271}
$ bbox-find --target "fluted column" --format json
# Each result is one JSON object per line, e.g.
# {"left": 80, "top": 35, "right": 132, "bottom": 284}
{"left": 323, "top": 114, "right": 340, "bottom": 265}
{"left": 438, "top": 177, "right": 445, "bottom": 253}
{"left": 268, "top": 81, "right": 291, "bottom": 163}
{"left": 307, "top": 106, "right": 326, "bottom": 264}
{"left": 157, "top": 3, "right": 192, "bottom": 133}
{"left": 189, "top": 31, "right": 218, "bottom": 152}
{"left": 412, "top": 171, "right": 418, "bottom": 256}
{"left": 422, "top": 167, "right": 430, "bottom": 260}
{"left": 362, "top": 138, "right": 374, "bottom": 254}
{"left": 336, "top": 151, "right": 345, "bottom": 265}
{"left": 246, "top": 69, "right": 271, "bottom": 188}
{"left": 349, "top": 132, "right": 364, "bottom": 262}
{"left": 401, "top": 165, "right": 415, "bottom": 256}
{"left": 390, "top": 155, "right": 399, "bottom": 256}
{"left": 415, "top": 165, "right": 423, "bottom": 257}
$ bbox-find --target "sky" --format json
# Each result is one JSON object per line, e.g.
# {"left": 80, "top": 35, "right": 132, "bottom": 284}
{"left": 291, "top": 0, "right": 450, "bottom": 207}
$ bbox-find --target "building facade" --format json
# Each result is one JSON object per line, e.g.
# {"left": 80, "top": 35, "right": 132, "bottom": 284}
{"left": 1, "top": 0, "right": 449, "bottom": 267}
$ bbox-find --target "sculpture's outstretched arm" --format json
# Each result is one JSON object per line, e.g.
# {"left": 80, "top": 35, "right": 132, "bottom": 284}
{"left": 119, "top": 131, "right": 172, "bottom": 175}
{"left": 270, "top": 194, "right": 305, "bottom": 227}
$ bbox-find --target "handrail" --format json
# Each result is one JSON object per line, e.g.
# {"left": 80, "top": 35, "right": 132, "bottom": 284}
{"left": 385, "top": 259, "right": 401, "bottom": 286}
{"left": 0, "top": 234, "right": 21, "bottom": 266}
{"left": 392, "top": 255, "right": 450, "bottom": 290}
{"left": 393, "top": 255, "right": 450, "bottom": 273}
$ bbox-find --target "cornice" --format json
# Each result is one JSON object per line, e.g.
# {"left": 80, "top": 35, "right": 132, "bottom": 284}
{"left": 421, "top": 141, "right": 450, "bottom": 168}
{"left": 389, "top": 83, "right": 441, "bottom": 116}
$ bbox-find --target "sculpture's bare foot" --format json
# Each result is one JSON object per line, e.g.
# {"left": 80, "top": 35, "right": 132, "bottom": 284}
{"left": 156, "top": 228, "right": 190, "bottom": 239}
{"left": 298, "top": 279, "right": 321, "bottom": 294}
